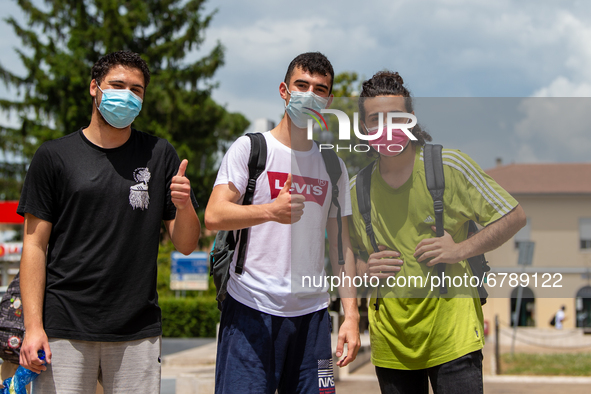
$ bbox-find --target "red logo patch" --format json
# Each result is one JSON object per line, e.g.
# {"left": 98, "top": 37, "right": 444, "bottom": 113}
{"left": 267, "top": 172, "right": 329, "bottom": 206}
{"left": 8, "top": 336, "right": 21, "bottom": 349}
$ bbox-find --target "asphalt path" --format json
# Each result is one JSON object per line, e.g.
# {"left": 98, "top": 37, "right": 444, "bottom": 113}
{"left": 160, "top": 337, "right": 591, "bottom": 394}
{"left": 161, "top": 337, "right": 216, "bottom": 394}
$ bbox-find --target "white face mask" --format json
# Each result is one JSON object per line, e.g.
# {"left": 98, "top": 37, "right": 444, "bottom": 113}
{"left": 284, "top": 85, "right": 328, "bottom": 129}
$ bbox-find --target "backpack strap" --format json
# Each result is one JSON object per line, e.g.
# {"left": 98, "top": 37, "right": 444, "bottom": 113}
{"left": 356, "top": 161, "right": 380, "bottom": 254}
{"left": 423, "top": 144, "right": 448, "bottom": 295}
{"left": 319, "top": 145, "right": 345, "bottom": 265}
{"left": 355, "top": 161, "right": 382, "bottom": 310}
{"left": 234, "top": 132, "right": 267, "bottom": 275}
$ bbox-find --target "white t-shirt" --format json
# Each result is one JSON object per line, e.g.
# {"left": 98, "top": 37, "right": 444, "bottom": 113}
{"left": 555, "top": 309, "right": 565, "bottom": 329}
{"left": 214, "top": 131, "right": 352, "bottom": 317}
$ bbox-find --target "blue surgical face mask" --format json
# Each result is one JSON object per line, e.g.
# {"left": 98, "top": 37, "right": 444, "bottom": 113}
{"left": 96, "top": 85, "right": 143, "bottom": 129}
{"left": 284, "top": 85, "right": 329, "bottom": 129}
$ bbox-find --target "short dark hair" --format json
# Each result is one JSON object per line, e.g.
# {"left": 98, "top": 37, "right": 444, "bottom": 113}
{"left": 91, "top": 50, "right": 151, "bottom": 88}
{"left": 284, "top": 52, "right": 334, "bottom": 94}
{"left": 359, "top": 70, "right": 431, "bottom": 147}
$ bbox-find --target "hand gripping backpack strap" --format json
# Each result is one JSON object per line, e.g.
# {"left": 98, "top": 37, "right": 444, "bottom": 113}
{"left": 356, "top": 161, "right": 383, "bottom": 310}
{"left": 235, "top": 132, "right": 267, "bottom": 274}
{"left": 319, "top": 145, "right": 345, "bottom": 265}
{"left": 423, "top": 144, "right": 448, "bottom": 295}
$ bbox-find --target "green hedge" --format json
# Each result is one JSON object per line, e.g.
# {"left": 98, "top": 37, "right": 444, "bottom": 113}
{"left": 160, "top": 296, "right": 220, "bottom": 337}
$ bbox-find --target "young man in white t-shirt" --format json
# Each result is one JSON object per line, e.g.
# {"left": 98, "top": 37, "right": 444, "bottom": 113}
{"left": 205, "top": 52, "right": 360, "bottom": 393}
{"left": 555, "top": 306, "right": 566, "bottom": 329}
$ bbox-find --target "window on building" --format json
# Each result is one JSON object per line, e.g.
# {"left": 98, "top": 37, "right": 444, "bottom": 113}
{"left": 576, "top": 286, "right": 591, "bottom": 328}
{"left": 510, "top": 286, "right": 536, "bottom": 327}
{"left": 580, "top": 218, "right": 591, "bottom": 250}
{"left": 514, "top": 217, "right": 531, "bottom": 249}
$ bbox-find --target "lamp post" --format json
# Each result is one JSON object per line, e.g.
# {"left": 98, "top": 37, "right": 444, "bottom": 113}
{"left": 511, "top": 240, "right": 535, "bottom": 355}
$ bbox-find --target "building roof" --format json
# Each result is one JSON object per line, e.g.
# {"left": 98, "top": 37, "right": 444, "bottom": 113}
{"left": 485, "top": 163, "right": 591, "bottom": 194}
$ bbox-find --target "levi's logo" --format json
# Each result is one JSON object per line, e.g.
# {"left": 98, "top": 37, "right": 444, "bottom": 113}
{"left": 267, "top": 172, "right": 329, "bottom": 206}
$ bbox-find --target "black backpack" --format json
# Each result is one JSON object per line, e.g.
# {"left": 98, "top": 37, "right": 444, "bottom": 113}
{"left": 355, "top": 144, "right": 490, "bottom": 311}
{"left": 209, "top": 133, "right": 345, "bottom": 310}
{"left": 0, "top": 273, "right": 24, "bottom": 364}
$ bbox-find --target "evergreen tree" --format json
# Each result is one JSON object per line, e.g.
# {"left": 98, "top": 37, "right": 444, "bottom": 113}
{"left": 0, "top": 0, "right": 249, "bottom": 205}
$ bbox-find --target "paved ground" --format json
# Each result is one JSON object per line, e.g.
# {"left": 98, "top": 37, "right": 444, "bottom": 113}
{"left": 483, "top": 381, "right": 591, "bottom": 394}
{"left": 334, "top": 362, "right": 591, "bottom": 394}
{"left": 162, "top": 337, "right": 216, "bottom": 357}
{"left": 334, "top": 343, "right": 591, "bottom": 394}
{"left": 161, "top": 337, "right": 591, "bottom": 394}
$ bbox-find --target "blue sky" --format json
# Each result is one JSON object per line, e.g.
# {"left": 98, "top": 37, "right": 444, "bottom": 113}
{"left": 2, "top": 0, "right": 591, "bottom": 169}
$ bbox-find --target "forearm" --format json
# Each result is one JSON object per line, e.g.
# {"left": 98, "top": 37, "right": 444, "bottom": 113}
{"left": 328, "top": 218, "right": 358, "bottom": 300}
{"left": 20, "top": 246, "right": 47, "bottom": 333}
{"left": 169, "top": 204, "right": 201, "bottom": 255}
{"left": 458, "top": 204, "right": 526, "bottom": 261}
{"left": 204, "top": 200, "right": 276, "bottom": 231}
{"left": 19, "top": 214, "right": 53, "bottom": 369}
{"left": 329, "top": 250, "right": 359, "bottom": 301}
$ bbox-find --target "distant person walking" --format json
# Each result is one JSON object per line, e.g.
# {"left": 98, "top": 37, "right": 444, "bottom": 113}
{"left": 555, "top": 306, "right": 566, "bottom": 329}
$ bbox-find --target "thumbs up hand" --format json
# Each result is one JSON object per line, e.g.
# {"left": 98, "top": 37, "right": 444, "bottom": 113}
{"left": 171, "top": 159, "right": 191, "bottom": 210}
{"left": 271, "top": 174, "right": 306, "bottom": 224}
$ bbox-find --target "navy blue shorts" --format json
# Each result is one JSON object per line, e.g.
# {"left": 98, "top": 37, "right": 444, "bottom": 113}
{"left": 215, "top": 295, "right": 335, "bottom": 394}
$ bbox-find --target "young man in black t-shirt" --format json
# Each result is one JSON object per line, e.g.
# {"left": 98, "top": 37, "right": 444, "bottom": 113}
{"left": 17, "top": 51, "right": 200, "bottom": 393}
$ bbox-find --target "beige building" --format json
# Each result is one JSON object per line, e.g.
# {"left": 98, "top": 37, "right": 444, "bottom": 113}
{"left": 482, "top": 162, "right": 591, "bottom": 330}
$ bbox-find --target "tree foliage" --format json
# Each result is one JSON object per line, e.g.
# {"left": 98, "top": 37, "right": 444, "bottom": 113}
{"left": 0, "top": 0, "right": 249, "bottom": 206}
{"left": 320, "top": 71, "right": 374, "bottom": 177}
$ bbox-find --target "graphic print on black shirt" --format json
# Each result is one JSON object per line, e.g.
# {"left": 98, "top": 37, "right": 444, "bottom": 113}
{"left": 129, "top": 167, "right": 151, "bottom": 210}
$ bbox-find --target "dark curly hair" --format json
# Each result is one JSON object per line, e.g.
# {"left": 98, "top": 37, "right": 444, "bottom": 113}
{"left": 91, "top": 50, "right": 151, "bottom": 88}
{"left": 359, "top": 71, "right": 431, "bottom": 148}
{"left": 284, "top": 52, "right": 334, "bottom": 94}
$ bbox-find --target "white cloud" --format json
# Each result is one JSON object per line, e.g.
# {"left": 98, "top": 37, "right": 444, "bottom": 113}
{"left": 532, "top": 77, "right": 591, "bottom": 97}
{"left": 515, "top": 143, "right": 540, "bottom": 163}
{"left": 514, "top": 98, "right": 591, "bottom": 162}
{"left": 529, "top": 10, "right": 591, "bottom": 97}
{"left": 3, "top": 0, "right": 591, "bottom": 164}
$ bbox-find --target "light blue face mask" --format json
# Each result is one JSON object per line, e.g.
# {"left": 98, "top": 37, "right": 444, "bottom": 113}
{"left": 284, "top": 85, "right": 329, "bottom": 129}
{"left": 96, "top": 85, "right": 143, "bottom": 129}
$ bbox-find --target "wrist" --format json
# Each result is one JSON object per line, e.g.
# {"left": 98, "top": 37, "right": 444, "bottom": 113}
{"left": 341, "top": 302, "right": 360, "bottom": 322}
{"left": 355, "top": 258, "right": 369, "bottom": 277}
{"left": 261, "top": 203, "right": 275, "bottom": 223}
{"left": 342, "top": 314, "right": 360, "bottom": 328}
{"left": 175, "top": 200, "right": 194, "bottom": 212}
{"left": 24, "top": 321, "right": 45, "bottom": 333}
{"left": 456, "top": 240, "right": 472, "bottom": 263}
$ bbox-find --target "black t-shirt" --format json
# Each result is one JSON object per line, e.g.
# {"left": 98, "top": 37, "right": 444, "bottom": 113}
{"left": 17, "top": 129, "right": 198, "bottom": 341}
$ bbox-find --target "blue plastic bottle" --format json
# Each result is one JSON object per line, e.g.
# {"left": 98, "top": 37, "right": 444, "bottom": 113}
{"left": 1, "top": 350, "right": 45, "bottom": 394}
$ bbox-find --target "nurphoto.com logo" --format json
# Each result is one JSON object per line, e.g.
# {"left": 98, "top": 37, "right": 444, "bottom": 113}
{"left": 302, "top": 108, "right": 418, "bottom": 154}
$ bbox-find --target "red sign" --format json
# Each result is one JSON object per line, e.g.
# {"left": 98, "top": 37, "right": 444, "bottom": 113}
{"left": 267, "top": 172, "right": 329, "bottom": 206}
{"left": 0, "top": 243, "right": 23, "bottom": 258}
{"left": 0, "top": 201, "right": 23, "bottom": 224}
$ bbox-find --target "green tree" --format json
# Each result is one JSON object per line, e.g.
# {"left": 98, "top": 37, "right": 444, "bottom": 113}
{"left": 321, "top": 71, "right": 374, "bottom": 177}
{"left": 0, "top": 0, "right": 249, "bottom": 213}
{"left": 332, "top": 71, "right": 360, "bottom": 98}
